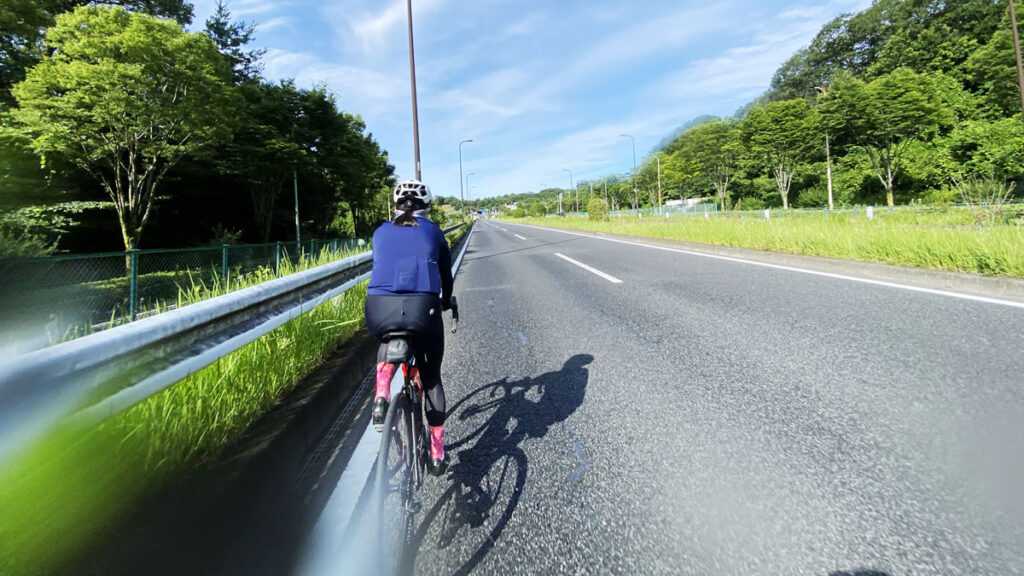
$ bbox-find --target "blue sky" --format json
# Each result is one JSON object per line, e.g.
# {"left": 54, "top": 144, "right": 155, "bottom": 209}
{"left": 190, "top": 0, "right": 872, "bottom": 200}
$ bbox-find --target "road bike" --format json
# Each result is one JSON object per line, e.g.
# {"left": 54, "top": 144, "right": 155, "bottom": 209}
{"left": 375, "top": 296, "right": 458, "bottom": 575}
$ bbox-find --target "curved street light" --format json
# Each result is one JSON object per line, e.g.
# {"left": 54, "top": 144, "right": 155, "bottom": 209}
{"left": 459, "top": 139, "right": 473, "bottom": 214}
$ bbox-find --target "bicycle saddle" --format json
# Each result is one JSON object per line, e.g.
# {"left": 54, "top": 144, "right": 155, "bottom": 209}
{"left": 384, "top": 337, "right": 414, "bottom": 363}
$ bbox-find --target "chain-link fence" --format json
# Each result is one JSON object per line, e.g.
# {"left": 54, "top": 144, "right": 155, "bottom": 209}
{"left": 0, "top": 238, "right": 366, "bottom": 355}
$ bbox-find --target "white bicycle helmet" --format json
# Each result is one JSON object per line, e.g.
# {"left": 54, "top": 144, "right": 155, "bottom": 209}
{"left": 393, "top": 179, "right": 432, "bottom": 205}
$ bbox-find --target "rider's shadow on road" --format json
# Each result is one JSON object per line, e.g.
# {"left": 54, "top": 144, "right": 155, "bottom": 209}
{"left": 407, "top": 354, "right": 592, "bottom": 576}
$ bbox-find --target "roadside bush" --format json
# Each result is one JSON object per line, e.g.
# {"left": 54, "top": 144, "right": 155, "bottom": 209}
{"left": 588, "top": 198, "right": 609, "bottom": 220}
{"left": 733, "top": 196, "right": 765, "bottom": 210}
{"left": 509, "top": 208, "right": 526, "bottom": 218}
{"left": 529, "top": 202, "right": 547, "bottom": 217}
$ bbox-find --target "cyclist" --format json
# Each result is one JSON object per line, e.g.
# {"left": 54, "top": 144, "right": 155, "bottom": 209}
{"left": 365, "top": 179, "right": 454, "bottom": 476}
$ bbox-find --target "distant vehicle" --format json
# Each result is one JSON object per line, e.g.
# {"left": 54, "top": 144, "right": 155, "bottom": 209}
{"left": 555, "top": 212, "right": 566, "bottom": 217}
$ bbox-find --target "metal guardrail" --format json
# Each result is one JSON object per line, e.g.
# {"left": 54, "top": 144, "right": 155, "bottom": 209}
{"left": 0, "top": 223, "right": 466, "bottom": 465}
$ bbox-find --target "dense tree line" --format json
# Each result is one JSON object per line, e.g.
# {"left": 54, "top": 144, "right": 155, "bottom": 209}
{"left": 0, "top": 0, "right": 397, "bottom": 256}
{"left": 494, "top": 0, "right": 1024, "bottom": 216}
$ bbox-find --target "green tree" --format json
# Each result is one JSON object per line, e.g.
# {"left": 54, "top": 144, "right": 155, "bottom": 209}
{"left": 12, "top": 6, "right": 234, "bottom": 251}
{"left": 943, "top": 118, "right": 1024, "bottom": 180}
{"left": 529, "top": 202, "right": 547, "bottom": 217}
{"left": 741, "top": 99, "right": 818, "bottom": 209}
{"left": 964, "top": 5, "right": 1024, "bottom": 119}
{"left": 204, "top": 0, "right": 264, "bottom": 83}
{"left": 819, "top": 68, "right": 952, "bottom": 206}
{"left": 226, "top": 81, "right": 302, "bottom": 242}
{"left": 1, "top": 0, "right": 194, "bottom": 105}
{"left": 675, "top": 120, "right": 742, "bottom": 211}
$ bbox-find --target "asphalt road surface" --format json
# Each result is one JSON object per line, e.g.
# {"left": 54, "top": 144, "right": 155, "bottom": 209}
{"left": 305, "top": 219, "right": 1024, "bottom": 576}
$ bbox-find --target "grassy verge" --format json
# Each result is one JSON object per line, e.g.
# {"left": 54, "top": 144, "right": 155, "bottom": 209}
{"left": 508, "top": 211, "right": 1024, "bottom": 278}
{"left": 0, "top": 252, "right": 367, "bottom": 575}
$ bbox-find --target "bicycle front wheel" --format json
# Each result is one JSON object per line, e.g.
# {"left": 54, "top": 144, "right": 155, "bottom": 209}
{"left": 375, "top": 392, "right": 415, "bottom": 575}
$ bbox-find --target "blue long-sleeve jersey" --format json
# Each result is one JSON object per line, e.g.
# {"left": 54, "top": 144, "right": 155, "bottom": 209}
{"left": 367, "top": 216, "right": 453, "bottom": 300}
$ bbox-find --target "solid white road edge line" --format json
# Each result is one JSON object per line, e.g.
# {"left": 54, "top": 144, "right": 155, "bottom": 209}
{"left": 509, "top": 222, "right": 1024, "bottom": 310}
{"left": 554, "top": 252, "right": 623, "bottom": 284}
{"left": 299, "top": 222, "right": 478, "bottom": 572}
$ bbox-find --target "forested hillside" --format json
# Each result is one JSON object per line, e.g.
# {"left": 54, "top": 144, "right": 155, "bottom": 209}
{"left": 0, "top": 1, "right": 398, "bottom": 256}
{"left": 488, "top": 0, "right": 1024, "bottom": 216}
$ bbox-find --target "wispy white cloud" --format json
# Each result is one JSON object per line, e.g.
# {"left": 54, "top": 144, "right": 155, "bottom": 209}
{"left": 331, "top": 0, "right": 450, "bottom": 54}
{"left": 231, "top": 0, "right": 278, "bottom": 17}
{"left": 495, "top": 11, "right": 546, "bottom": 41}
{"left": 651, "top": 0, "right": 872, "bottom": 106}
{"left": 255, "top": 16, "right": 289, "bottom": 34}
{"left": 262, "top": 49, "right": 407, "bottom": 117}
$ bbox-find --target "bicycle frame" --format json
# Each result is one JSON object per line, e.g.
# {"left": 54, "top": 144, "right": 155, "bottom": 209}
{"left": 395, "top": 360, "right": 428, "bottom": 495}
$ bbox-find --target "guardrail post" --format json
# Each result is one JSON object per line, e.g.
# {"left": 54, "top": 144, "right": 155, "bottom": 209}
{"left": 275, "top": 242, "right": 282, "bottom": 276}
{"left": 129, "top": 249, "right": 139, "bottom": 321}
{"left": 221, "top": 244, "right": 229, "bottom": 289}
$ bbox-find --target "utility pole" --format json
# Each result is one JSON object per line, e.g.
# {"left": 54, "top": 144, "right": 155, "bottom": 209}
{"left": 562, "top": 169, "right": 573, "bottom": 212}
{"left": 406, "top": 0, "right": 422, "bottom": 180}
{"left": 620, "top": 134, "right": 638, "bottom": 214}
{"left": 1010, "top": 0, "right": 1024, "bottom": 137}
{"left": 825, "top": 133, "right": 834, "bottom": 211}
{"left": 656, "top": 155, "right": 662, "bottom": 214}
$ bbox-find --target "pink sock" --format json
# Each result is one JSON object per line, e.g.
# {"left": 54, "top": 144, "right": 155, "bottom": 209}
{"left": 375, "top": 362, "right": 395, "bottom": 400}
{"left": 429, "top": 426, "right": 444, "bottom": 461}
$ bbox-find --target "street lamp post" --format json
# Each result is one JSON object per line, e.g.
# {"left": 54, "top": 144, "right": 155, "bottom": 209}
{"left": 815, "top": 86, "right": 835, "bottom": 211}
{"left": 620, "top": 134, "right": 638, "bottom": 214}
{"left": 562, "top": 169, "right": 573, "bottom": 212}
{"left": 406, "top": 0, "right": 422, "bottom": 180}
{"left": 458, "top": 139, "right": 473, "bottom": 214}
{"left": 465, "top": 172, "right": 475, "bottom": 211}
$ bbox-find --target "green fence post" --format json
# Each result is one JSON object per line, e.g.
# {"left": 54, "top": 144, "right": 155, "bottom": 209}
{"left": 129, "top": 249, "right": 139, "bottom": 321}
{"left": 310, "top": 239, "right": 316, "bottom": 258}
{"left": 275, "top": 242, "right": 281, "bottom": 276}
{"left": 222, "top": 244, "right": 229, "bottom": 290}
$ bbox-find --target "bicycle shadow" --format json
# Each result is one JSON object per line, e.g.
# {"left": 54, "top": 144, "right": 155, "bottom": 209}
{"left": 403, "top": 354, "right": 593, "bottom": 575}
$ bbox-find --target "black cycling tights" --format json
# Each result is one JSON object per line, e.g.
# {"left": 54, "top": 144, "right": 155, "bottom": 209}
{"left": 365, "top": 294, "right": 446, "bottom": 427}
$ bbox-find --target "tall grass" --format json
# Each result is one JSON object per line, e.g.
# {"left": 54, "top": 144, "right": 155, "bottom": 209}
{"left": 514, "top": 210, "right": 1024, "bottom": 277}
{"left": 0, "top": 252, "right": 368, "bottom": 575}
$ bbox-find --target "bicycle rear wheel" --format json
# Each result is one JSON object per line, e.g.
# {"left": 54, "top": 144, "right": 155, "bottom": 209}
{"left": 375, "top": 392, "right": 415, "bottom": 575}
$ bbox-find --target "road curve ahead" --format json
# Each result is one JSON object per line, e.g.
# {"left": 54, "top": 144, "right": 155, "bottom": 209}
{"left": 336, "top": 219, "right": 1024, "bottom": 575}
